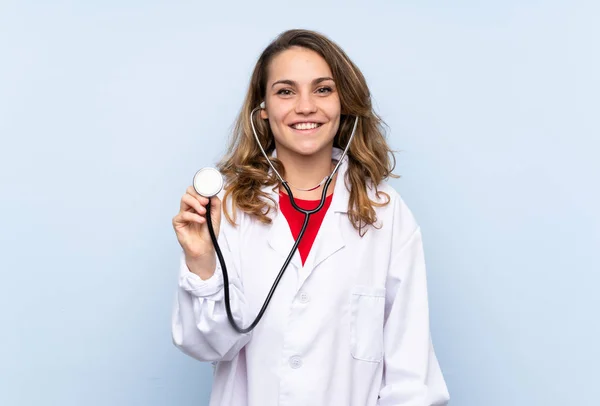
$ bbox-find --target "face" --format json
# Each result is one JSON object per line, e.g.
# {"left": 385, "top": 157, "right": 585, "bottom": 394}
{"left": 260, "top": 46, "right": 341, "bottom": 160}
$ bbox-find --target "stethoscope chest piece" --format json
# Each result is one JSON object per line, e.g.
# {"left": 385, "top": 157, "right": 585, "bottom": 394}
{"left": 193, "top": 167, "right": 224, "bottom": 198}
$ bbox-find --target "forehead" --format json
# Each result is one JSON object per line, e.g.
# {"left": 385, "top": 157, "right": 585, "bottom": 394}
{"left": 267, "top": 46, "right": 333, "bottom": 84}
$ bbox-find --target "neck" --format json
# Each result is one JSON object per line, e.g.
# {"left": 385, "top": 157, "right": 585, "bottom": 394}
{"left": 277, "top": 147, "right": 337, "bottom": 200}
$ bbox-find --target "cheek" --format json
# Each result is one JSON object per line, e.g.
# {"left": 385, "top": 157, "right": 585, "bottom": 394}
{"left": 329, "top": 121, "right": 341, "bottom": 140}
{"left": 324, "top": 99, "right": 342, "bottom": 123}
{"left": 267, "top": 106, "right": 292, "bottom": 133}
{"left": 325, "top": 106, "right": 341, "bottom": 131}
{"left": 266, "top": 113, "right": 288, "bottom": 141}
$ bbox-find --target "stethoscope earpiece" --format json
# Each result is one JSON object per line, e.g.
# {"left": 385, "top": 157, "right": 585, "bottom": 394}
{"left": 193, "top": 167, "right": 224, "bottom": 198}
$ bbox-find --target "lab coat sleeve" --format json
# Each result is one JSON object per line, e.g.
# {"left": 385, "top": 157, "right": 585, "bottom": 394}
{"left": 377, "top": 225, "right": 450, "bottom": 406}
{"left": 171, "top": 224, "right": 253, "bottom": 362}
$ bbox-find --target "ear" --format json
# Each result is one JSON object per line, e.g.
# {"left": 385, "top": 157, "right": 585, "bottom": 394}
{"left": 260, "top": 106, "right": 268, "bottom": 120}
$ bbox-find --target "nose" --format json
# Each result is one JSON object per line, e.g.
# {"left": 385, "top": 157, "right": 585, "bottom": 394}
{"left": 295, "top": 92, "right": 317, "bottom": 115}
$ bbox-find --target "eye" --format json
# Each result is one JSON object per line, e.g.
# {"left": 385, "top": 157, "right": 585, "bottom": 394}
{"left": 316, "top": 86, "right": 333, "bottom": 94}
{"left": 276, "top": 88, "right": 293, "bottom": 96}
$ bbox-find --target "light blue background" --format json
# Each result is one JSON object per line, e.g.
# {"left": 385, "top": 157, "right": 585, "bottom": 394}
{"left": 1, "top": 1, "right": 598, "bottom": 405}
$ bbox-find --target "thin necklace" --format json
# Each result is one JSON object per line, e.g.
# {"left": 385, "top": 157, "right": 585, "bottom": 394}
{"left": 285, "top": 160, "right": 336, "bottom": 192}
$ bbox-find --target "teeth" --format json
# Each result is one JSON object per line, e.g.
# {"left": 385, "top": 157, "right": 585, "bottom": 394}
{"left": 293, "top": 122, "right": 319, "bottom": 130}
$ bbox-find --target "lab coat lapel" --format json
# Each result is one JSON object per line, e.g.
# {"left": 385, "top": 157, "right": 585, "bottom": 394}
{"left": 266, "top": 190, "right": 303, "bottom": 270}
{"left": 264, "top": 147, "right": 350, "bottom": 272}
{"left": 303, "top": 210, "right": 345, "bottom": 272}
{"left": 303, "top": 155, "right": 350, "bottom": 272}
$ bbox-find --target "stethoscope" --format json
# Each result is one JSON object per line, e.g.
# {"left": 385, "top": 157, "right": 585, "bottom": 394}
{"left": 193, "top": 101, "right": 359, "bottom": 334}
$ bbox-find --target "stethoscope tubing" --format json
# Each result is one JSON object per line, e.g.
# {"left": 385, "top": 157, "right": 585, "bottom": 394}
{"left": 205, "top": 109, "right": 359, "bottom": 334}
{"left": 205, "top": 176, "right": 334, "bottom": 334}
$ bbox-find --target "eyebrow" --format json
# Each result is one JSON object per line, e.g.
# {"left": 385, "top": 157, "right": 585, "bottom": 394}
{"left": 271, "top": 77, "right": 335, "bottom": 88}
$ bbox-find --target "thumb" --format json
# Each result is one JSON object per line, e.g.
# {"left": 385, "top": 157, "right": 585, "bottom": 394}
{"left": 207, "top": 196, "right": 222, "bottom": 236}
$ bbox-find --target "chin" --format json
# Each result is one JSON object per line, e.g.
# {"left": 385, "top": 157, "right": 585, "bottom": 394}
{"left": 290, "top": 141, "right": 332, "bottom": 157}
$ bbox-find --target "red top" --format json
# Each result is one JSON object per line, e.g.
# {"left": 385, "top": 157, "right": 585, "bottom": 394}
{"left": 278, "top": 191, "right": 334, "bottom": 266}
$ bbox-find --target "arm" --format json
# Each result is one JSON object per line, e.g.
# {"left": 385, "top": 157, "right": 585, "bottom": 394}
{"left": 171, "top": 222, "right": 253, "bottom": 362}
{"left": 378, "top": 226, "right": 450, "bottom": 405}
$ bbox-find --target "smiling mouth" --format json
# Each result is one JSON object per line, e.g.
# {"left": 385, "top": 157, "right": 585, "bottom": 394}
{"left": 290, "top": 122, "right": 323, "bottom": 130}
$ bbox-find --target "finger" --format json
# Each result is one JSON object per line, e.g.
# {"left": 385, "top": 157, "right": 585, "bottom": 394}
{"left": 210, "top": 195, "right": 222, "bottom": 209}
{"left": 173, "top": 211, "right": 205, "bottom": 226}
{"left": 209, "top": 196, "right": 222, "bottom": 220}
{"left": 180, "top": 193, "right": 207, "bottom": 214}
{"left": 186, "top": 186, "right": 209, "bottom": 206}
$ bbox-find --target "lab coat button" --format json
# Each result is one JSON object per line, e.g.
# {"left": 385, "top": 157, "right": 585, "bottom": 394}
{"left": 289, "top": 356, "right": 303, "bottom": 369}
{"left": 298, "top": 292, "right": 310, "bottom": 304}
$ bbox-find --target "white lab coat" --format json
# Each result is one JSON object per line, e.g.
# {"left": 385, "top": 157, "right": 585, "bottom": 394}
{"left": 172, "top": 148, "right": 450, "bottom": 406}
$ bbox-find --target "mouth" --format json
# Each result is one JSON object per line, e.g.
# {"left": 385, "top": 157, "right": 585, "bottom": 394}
{"left": 289, "top": 122, "right": 324, "bottom": 132}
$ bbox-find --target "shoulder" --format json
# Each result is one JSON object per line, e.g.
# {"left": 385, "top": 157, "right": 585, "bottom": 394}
{"left": 366, "top": 179, "right": 420, "bottom": 241}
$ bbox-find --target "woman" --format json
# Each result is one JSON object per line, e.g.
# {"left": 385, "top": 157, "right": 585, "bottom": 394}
{"left": 172, "top": 29, "right": 449, "bottom": 406}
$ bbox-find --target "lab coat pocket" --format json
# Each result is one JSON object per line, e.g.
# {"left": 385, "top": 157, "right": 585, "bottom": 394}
{"left": 350, "top": 285, "right": 386, "bottom": 363}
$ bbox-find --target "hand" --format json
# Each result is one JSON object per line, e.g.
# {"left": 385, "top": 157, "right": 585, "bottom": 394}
{"left": 172, "top": 186, "right": 222, "bottom": 279}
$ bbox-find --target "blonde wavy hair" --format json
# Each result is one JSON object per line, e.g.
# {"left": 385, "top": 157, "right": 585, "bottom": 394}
{"left": 218, "top": 29, "right": 397, "bottom": 235}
